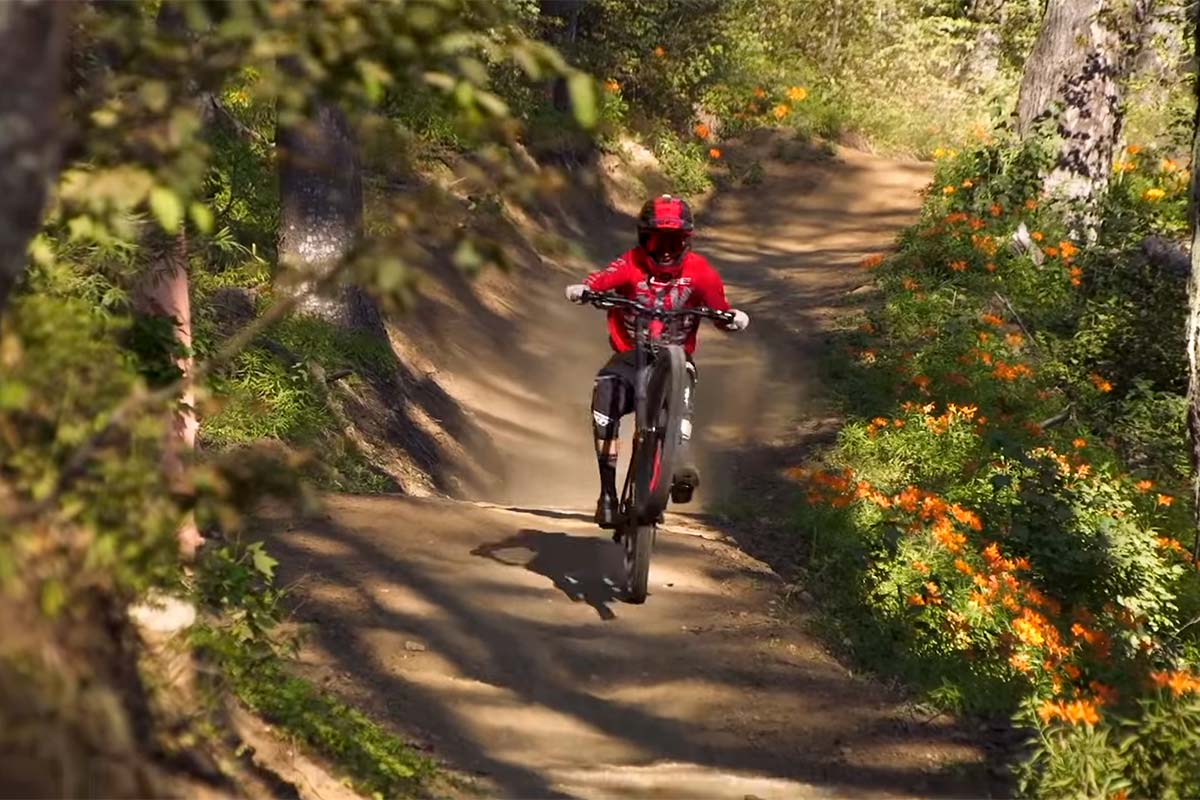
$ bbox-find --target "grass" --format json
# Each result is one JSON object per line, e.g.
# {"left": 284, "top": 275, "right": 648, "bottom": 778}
{"left": 229, "top": 653, "right": 435, "bottom": 798}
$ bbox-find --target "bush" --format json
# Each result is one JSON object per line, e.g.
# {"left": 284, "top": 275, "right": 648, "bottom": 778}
{"left": 783, "top": 130, "right": 1200, "bottom": 796}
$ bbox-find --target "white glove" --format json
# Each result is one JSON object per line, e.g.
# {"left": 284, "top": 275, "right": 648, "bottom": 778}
{"left": 725, "top": 309, "right": 750, "bottom": 331}
{"left": 565, "top": 284, "right": 587, "bottom": 303}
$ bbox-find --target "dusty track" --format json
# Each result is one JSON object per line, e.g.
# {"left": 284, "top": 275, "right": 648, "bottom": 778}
{"left": 267, "top": 139, "right": 1006, "bottom": 798}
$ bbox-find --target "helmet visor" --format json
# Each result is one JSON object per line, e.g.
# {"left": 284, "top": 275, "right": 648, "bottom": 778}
{"left": 643, "top": 230, "right": 689, "bottom": 266}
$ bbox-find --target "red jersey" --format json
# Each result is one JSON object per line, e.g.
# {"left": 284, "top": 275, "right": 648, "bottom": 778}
{"left": 584, "top": 248, "right": 731, "bottom": 354}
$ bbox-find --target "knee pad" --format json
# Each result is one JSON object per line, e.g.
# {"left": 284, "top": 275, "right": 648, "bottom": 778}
{"left": 592, "top": 375, "right": 622, "bottom": 439}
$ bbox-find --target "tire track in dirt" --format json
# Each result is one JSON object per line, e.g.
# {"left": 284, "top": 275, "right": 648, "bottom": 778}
{"left": 268, "top": 138, "right": 1008, "bottom": 798}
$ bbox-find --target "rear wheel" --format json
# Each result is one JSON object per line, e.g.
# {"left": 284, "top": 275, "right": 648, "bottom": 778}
{"left": 623, "top": 523, "right": 656, "bottom": 603}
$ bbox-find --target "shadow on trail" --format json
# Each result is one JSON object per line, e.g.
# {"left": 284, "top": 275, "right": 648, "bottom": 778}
{"left": 266, "top": 503, "right": 998, "bottom": 799}
{"left": 471, "top": 529, "right": 622, "bottom": 621}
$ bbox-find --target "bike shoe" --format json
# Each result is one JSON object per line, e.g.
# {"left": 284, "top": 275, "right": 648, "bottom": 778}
{"left": 671, "top": 465, "right": 700, "bottom": 505}
{"left": 595, "top": 493, "right": 618, "bottom": 529}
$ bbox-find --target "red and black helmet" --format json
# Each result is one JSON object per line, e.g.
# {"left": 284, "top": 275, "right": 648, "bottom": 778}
{"left": 637, "top": 194, "right": 694, "bottom": 276}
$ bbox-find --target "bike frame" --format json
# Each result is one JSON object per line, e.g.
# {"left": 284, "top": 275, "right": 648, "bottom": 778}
{"left": 582, "top": 290, "right": 734, "bottom": 525}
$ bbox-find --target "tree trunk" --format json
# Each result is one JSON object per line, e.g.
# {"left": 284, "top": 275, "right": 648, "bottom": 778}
{"left": 962, "top": 0, "right": 1007, "bottom": 85}
{"left": 1185, "top": 7, "right": 1200, "bottom": 560}
{"left": 1016, "top": 0, "right": 1102, "bottom": 138}
{"left": 132, "top": 1, "right": 201, "bottom": 559}
{"left": 277, "top": 101, "right": 383, "bottom": 334}
{"left": 1017, "top": 0, "right": 1153, "bottom": 226}
{"left": 0, "top": 1, "right": 69, "bottom": 318}
{"left": 134, "top": 231, "right": 202, "bottom": 558}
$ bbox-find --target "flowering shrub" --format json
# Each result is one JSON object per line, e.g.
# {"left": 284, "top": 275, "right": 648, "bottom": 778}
{"left": 791, "top": 130, "right": 1200, "bottom": 795}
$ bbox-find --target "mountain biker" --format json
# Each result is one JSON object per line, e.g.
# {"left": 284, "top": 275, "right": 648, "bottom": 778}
{"left": 565, "top": 194, "right": 750, "bottom": 528}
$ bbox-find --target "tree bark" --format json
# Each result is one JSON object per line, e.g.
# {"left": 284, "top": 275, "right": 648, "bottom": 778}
{"left": 277, "top": 101, "right": 383, "bottom": 334}
{"left": 1185, "top": 7, "right": 1200, "bottom": 560}
{"left": 1017, "top": 0, "right": 1153, "bottom": 224}
{"left": 134, "top": 231, "right": 202, "bottom": 558}
{"left": 1017, "top": 0, "right": 1102, "bottom": 138}
{"left": 131, "top": 1, "right": 201, "bottom": 559}
{"left": 0, "top": 1, "right": 69, "bottom": 318}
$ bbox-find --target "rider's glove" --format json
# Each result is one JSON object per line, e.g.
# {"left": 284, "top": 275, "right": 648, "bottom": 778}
{"left": 724, "top": 309, "right": 750, "bottom": 332}
{"left": 565, "top": 284, "right": 588, "bottom": 304}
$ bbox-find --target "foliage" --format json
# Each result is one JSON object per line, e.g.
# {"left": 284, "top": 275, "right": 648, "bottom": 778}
{"left": 0, "top": 0, "right": 588, "bottom": 788}
{"left": 191, "top": 538, "right": 434, "bottom": 798}
{"left": 783, "top": 128, "right": 1200, "bottom": 796}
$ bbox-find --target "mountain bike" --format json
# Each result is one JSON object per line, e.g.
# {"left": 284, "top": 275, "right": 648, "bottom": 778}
{"left": 579, "top": 289, "right": 736, "bottom": 603}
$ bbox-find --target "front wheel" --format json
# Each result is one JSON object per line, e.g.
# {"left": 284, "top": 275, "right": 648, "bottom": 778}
{"left": 623, "top": 523, "right": 656, "bottom": 603}
{"left": 633, "top": 345, "right": 686, "bottom": 523}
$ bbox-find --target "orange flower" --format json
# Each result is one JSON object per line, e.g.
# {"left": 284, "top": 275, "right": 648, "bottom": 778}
{"left": 787, "top": 86, "right": 808, "bottom": 102}
{"left": 753, "top": 86, "right": 767, "bottom": 99}
{"left": 1144, "top": 187, "right": 1166, "bottom": 202}
{"left": 896, "top": 485, "right": 920, "bottom": 512}
{"left": 954, "top": 558, "right": 975, "bottom": 576}
{"left": 1091, "top": 681, "right": 1119, "bottom": 705}
{"left": 989, "top": 203, "right": 1003, "bottom": 217}
{"left": 1059, "top": 240, "right": 1079, "bottom": 259}
{"left": 942, "top": 185, "right": 957, "bottom": 195}
{"left": 860, "top": 253, "right": 886, "bottom": 269}
{"left": 1072, "top": 438, "right": 1087, "bottom": 449}
{"left": 1043, "top": 245, "right": 1060, "bottom": 258}
{"left": 1069, "top": 265, "right": 1084, "bottom": 286}
{"left": 1136, "top": 479, "right": 1153, "bottom": 492}
{"left": 1031, "top": 231, "right": 1045, "bottom": 242}
{"left": 1010, "top": 652, "right": 1033, "bottom": 673}
{"left": 694, "top": 122, "right": 711, "bottom": 139}
{"left": 908, "top": 594, "right": 926, "bottom": 606}
{"left": 913, "top": 374, "right": 932, "bottom": 390}
{"left": 913, "top": 560, "right": 930, "bottom": 575}
{"left": 1127, "top": 144, "right": 1143, "bottom": 155}
{"left": 981, "top": 312, "right": 1004, "bottom": 327}
{"left": 985, "top": 261, "right": 997, "bottom": 272}
{"left": 653, "top": 46, "right": 666, "bottom": 58}
{"left": 902, "top": 277, "right": 919, "bottom": 291}
{"left": 1150, "top": 670, "right": 1200, "bottom": 697}
{"left": 1063, "top": 663, "right": 1082, "bottom": 680}
{"left": 1157, "top": 494, "right": 1174, "bottom": 507}
{"left": 708, "top": 147, "right": 722, "bottom": 159}
{"left": 1089, "top": 373, "right": 1113, "bottom": 393}
{"left": 950, "top": 504, "right": 983, "bottom": 531}
{"left": 969, "top": 217, "right": 986, "bottom": 231}
{"left": 1025, "top": 199, "right": 1038, "bottom": 210}
{"left": 604, "top": 78, "right": 621, "bottom": 93}
{"left": 1005, "top": 332, "right": 1024, "bottom": 347}
{"left": 1013, "top": 617, "right": 1045, "bottom": 647}
{"left": 961, "top": 179, "right": 974, "bottom": 188}
{"left": 1039, "top": 698, "right": 1100, "bottom": 726}
{"left": 772, "top": 103, "right": 791, "bottom": 120}
{"left": 949, "top": 260, "right": 967, "bottom": 272}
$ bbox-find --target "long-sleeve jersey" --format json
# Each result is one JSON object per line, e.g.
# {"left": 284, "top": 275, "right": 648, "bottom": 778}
{"left": 584, "top": 247, "right": 731, "bottom": 354}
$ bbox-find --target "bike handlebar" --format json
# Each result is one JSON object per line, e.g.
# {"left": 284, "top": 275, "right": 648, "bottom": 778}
{"left": 580, "top": 289, "right": 736, "bottom": 325}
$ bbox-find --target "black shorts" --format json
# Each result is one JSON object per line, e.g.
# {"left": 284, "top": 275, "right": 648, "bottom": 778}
{"left": 591, "top": 350, "right": 696, "bottom": 439}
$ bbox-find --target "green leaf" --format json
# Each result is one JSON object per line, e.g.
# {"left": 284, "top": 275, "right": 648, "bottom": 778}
{"left": 150, "top": 187, "right": 183, "bottom": 233}
{"left": 568, "top": 72, "right": 597, "bottom": 129}
{"left": 249, "top": 542, "right": 278, "bottom": 579}
{"left": 189, "top": 202, "right": 214, "bottom": 234}
{"left": 27, "top": 234, "right": 54, "bottom": 267}
{"left": 139, "top": 80, "right": 170, "bottom": 112}
{"left": 0, "top": 380, "right": 29, "bottom": 410}
{"left": 41, "top": 579, "right": 66, "bottom": 617}
{"left": 473, "top": 90, "right": 509, "bottom": 118}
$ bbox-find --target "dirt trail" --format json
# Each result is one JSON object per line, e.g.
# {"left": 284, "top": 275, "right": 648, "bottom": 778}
{"left": 267, "top": 139, "right": 1004, "bottom": 798}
